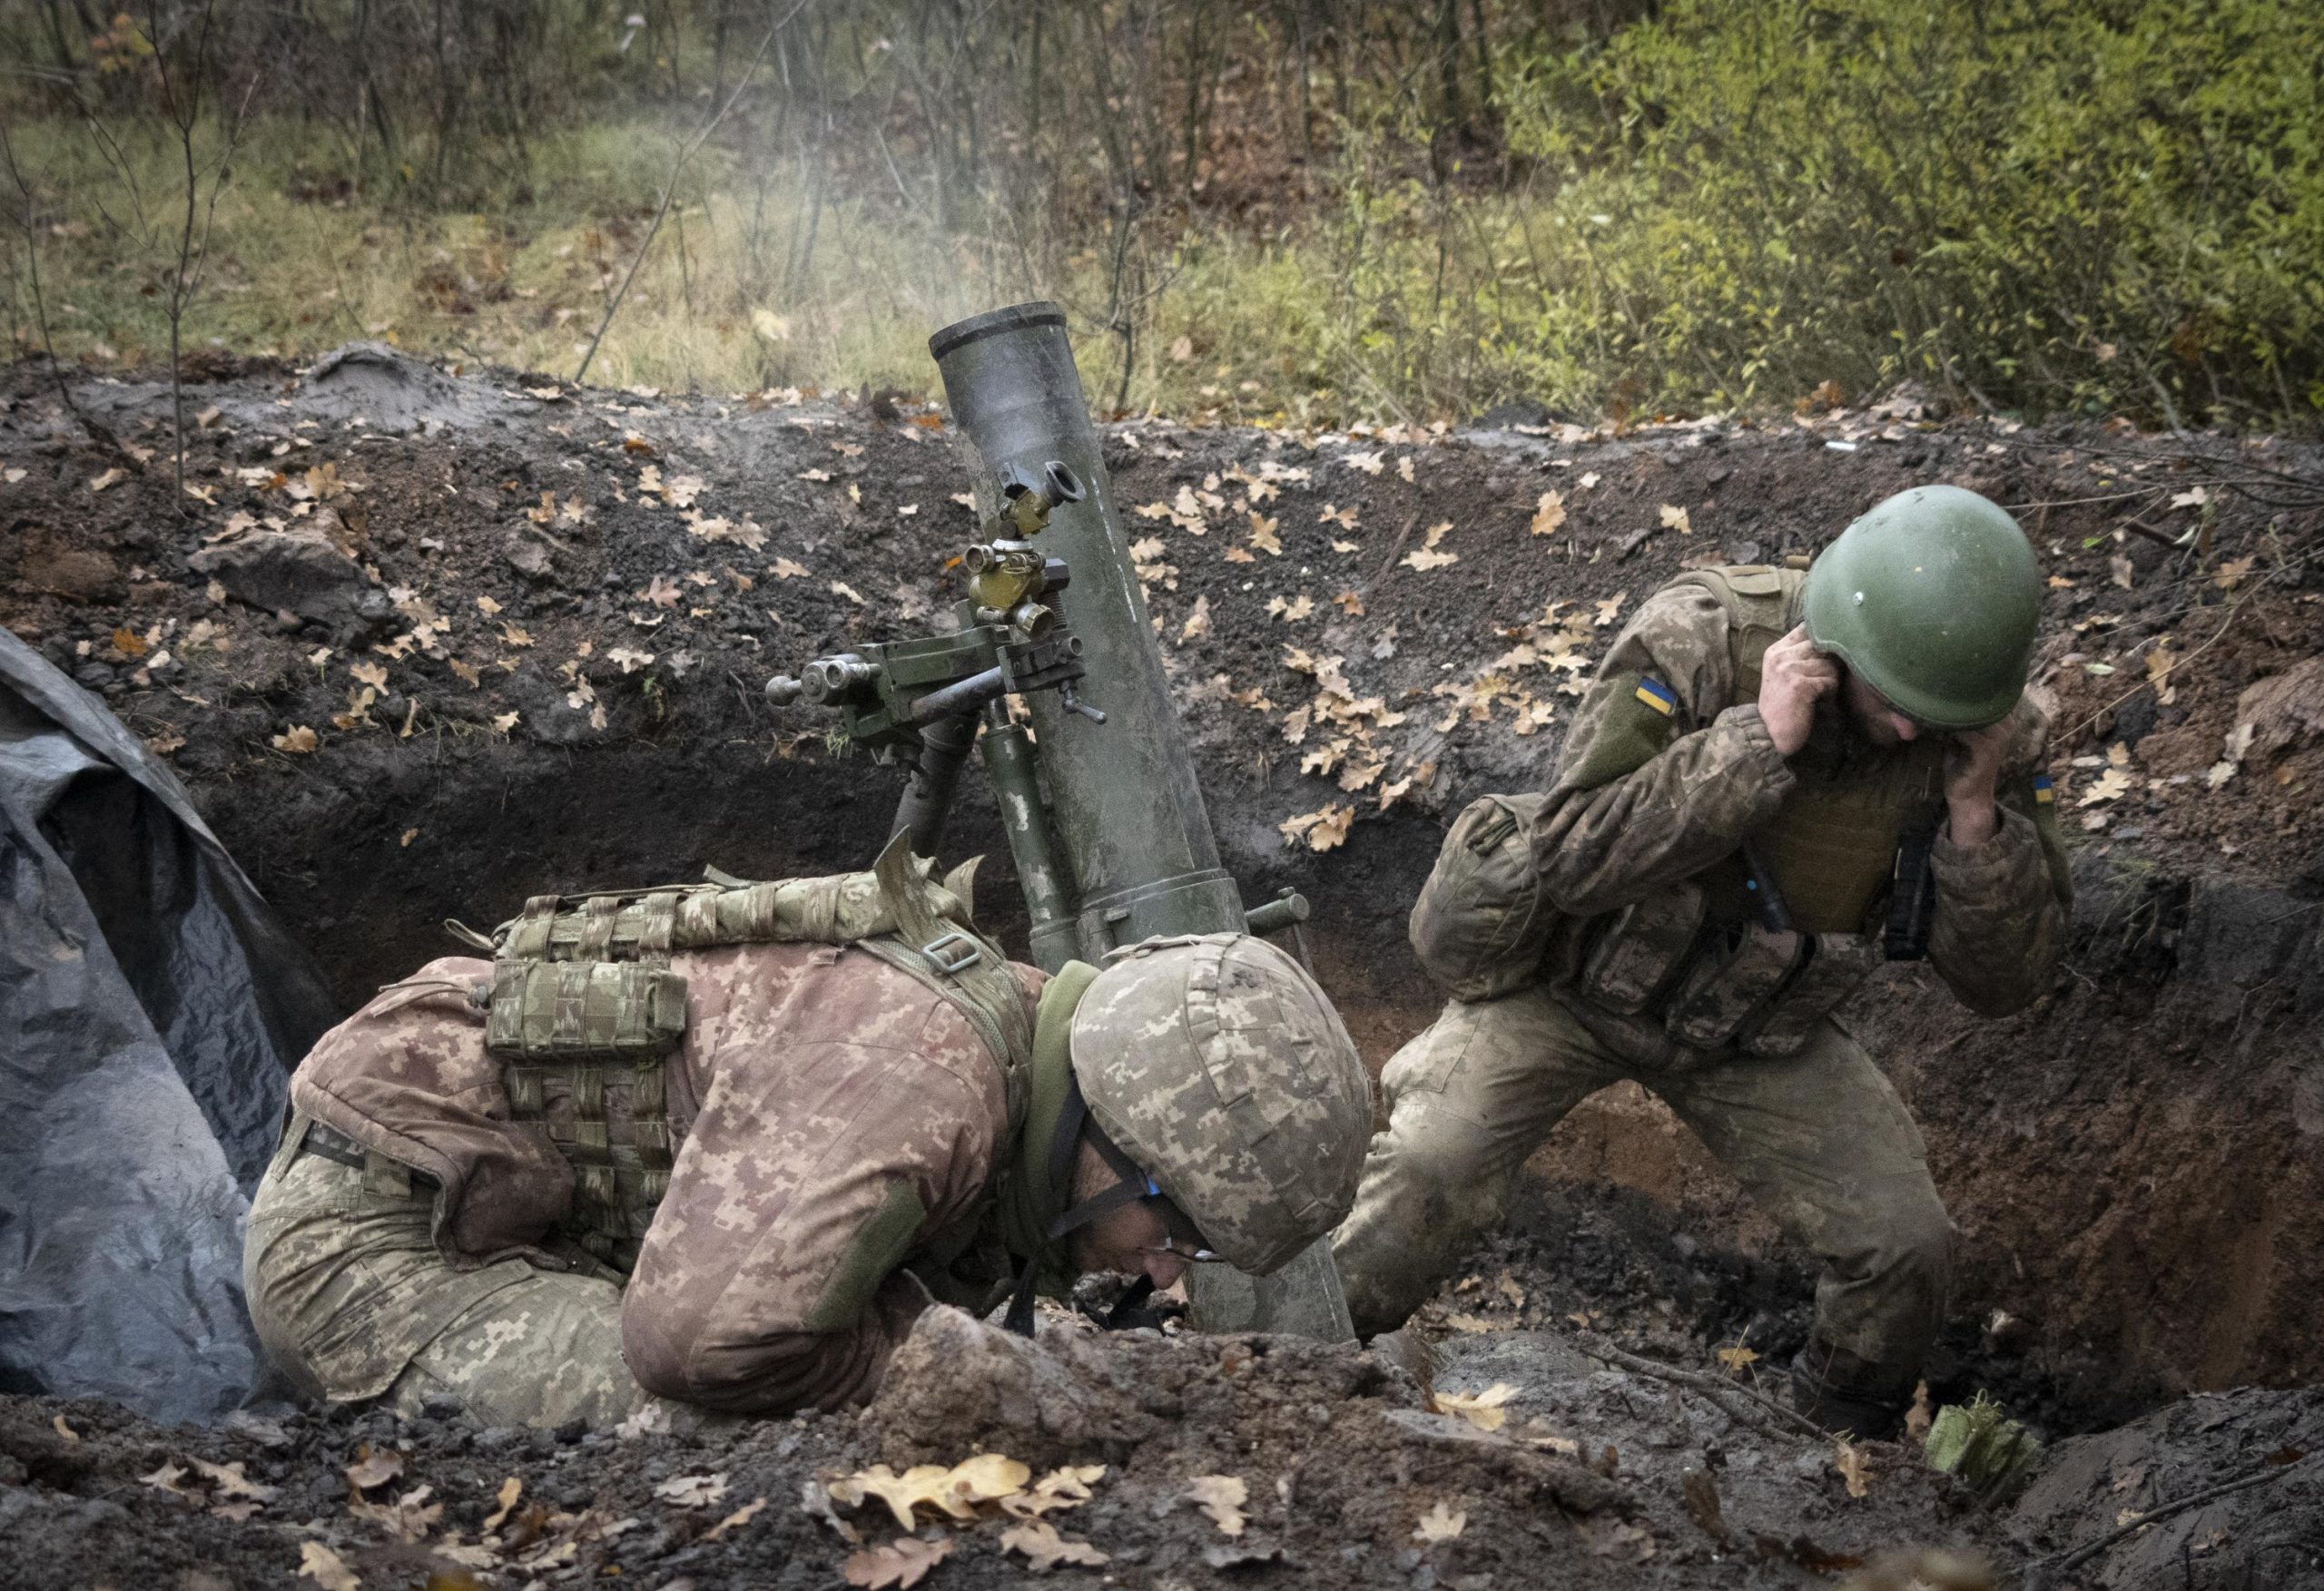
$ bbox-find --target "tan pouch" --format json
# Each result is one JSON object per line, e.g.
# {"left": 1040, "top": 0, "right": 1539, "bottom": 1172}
{"left": 1408, "top": 793, "right": 1555, "bottom": 1002}
{"left": 486, "top": 958, "right": 689, "bottom": 1061}
{"left": 1742, "top": 932, "right": 1880, "bottom": 1056}
{"left": 1661, "top": 922, "right": 1807, "bottom": 1049}
{"left": 1577, "top": 880, "right": 1708, "bottom": 1015}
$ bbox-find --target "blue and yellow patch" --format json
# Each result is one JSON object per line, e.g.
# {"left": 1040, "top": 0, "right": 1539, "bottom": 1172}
{"left": 2032, "top": 775, "right": 2055, "bottom": 805}
{"left": 1633, "top": 677, "right": 1678, "bottom": 716}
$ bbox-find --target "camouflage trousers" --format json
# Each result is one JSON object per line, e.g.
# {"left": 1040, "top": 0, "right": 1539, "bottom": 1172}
{"left": 1331, "top": 987, "right": 1950, "bottom": 1398}
{"left": 243, "top": 1114, "right": 655, "bottom": 1429}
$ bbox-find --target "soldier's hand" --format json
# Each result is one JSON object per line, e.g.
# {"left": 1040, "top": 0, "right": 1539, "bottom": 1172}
{"left": 1758, "top": 624, "right": 1840, "bottom": 756}
{"left": 1944, "top": 718, "right": 2012, "bottom": 846}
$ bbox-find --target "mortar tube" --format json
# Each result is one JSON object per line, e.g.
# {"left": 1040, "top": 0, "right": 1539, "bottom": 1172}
{"left": 931, "top": 303, "right": 1353, "bottom": 1342}
{"left": 978, "top": 702, "right": 1078, "bottom": 972}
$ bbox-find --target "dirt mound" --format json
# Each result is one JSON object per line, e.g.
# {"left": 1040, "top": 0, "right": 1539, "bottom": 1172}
{"left": 1, "top": 1305, "right": 2014, "bottom": 1590}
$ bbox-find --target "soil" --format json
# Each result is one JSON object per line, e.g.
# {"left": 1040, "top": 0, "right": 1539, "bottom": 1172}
{"left": 4, "top": 348, "right": 2322, "bottom": 1589}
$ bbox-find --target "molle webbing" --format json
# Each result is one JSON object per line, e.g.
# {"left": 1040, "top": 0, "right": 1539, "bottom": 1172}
{"left": 478, "top": 840, "right": 1025, "bottom": 1273}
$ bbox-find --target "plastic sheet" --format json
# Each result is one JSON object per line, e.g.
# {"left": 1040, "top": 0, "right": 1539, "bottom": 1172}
{"left": 0, "top": 628, "right": 338, "bottom": 1422}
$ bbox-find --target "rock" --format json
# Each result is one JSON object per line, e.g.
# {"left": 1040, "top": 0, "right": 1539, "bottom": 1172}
{"left": 2236, "top": 656, "right": 2324, "bottom": 762}
{"left": 189, "top": 527, "right": 368, "bottom": 624}
{"left": 72, "top": 662, "right": 116, "bottom": 689}
{"left": 15, "top": 528, "right": 123, "bottom": 602}
{"left": 858, "top": 1306, "right": 1163, "bottom": 1468}
{"left": 506, "top": 538, "right": 555, "bottom": 581}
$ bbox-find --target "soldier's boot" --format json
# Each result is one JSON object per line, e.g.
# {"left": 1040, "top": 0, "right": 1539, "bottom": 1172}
{"left": 1788, "top": 1335, "right": 1915, "bottom": 1439}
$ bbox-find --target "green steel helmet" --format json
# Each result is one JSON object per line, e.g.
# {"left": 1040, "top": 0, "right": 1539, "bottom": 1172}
{"left": 1801, "top": 485, "right": 2043, "bottom": 730}
{"left": 1069, "top": 933, "right": 1371, "bottom": 1275}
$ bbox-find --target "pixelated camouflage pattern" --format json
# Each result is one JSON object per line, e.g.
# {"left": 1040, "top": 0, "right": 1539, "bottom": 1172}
{"left": 1405, "top": 792, "right": 1558, "bottom": 1002}
{"left": 266, "top": 941, "right": 1039, "bottom": 1419}
{"left": 244, "top": 1121, "right": 649, "bottom": 1427}
{"left": 1071, "top": 933, "right": 1372, "bottom": 1275}
{"left": 1332, "top": 984, "right": 1951, "bottom": 1381}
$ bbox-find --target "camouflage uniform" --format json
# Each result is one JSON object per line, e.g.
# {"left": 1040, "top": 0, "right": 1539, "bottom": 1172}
{"left": 246, "top": 942, "right": 1040, "bottom": 1427}
{"left": 1334, "top": 570, "right": 2071, "bottom": 1413}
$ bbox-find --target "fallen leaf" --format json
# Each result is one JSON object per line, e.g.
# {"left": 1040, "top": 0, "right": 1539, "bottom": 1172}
{"left": 2111, "top": 555, "right": 2135, "bottom": 590}
{"left": 140, "top": 1460, "right": 194, "bottom": 1497}
{"left": 1594, "top": 594, "right": 1628, "bottom": 627}
{"left": 609, "top": 646, "right": 655, "bottom": 673}
{"left": 483, "top": 1476, "right": 522, "bottom": 1528}
{"left": 655, "top": 1472, "right": 730, "bottom": 1508}
{"left": 343, "top": 1446, "right": 405, "bottom": 1492}
{"left": 706, "top": 1495, "right": 768, "bottom": 1540}
{"left": 1905, "top": 1381, "right": 1935, "bottom": 1445}
{"left": 1334, "top": 590, "right": 1366, "bottom": 616}
{"left": 1179, "top": 595, "right": 1210, "bottom": 643}
{"left": 1186, "top": 1475, "right": 1247, "bottom": 1537}
{"left": 271, "top": 725, "right": 320, "bottom": 753}
{"left": 491, "top": 712, "right": 519, "bottom": 733}
{"left": 1331, "top": 538, "right": 1359, "bottom": 553}
{"left": 1833, "top": 1438, "right": 1870, "bottom": 1499}
{"left": 349, "top": 1483, "right": 442, "bottom": 1541}
{"left": 1246, "top": 513, "right": 1282, "bottom": 555}
{"left": 798, "top": 467, "right": 833, "bottom": 483}
{"left": 51, "top": 1415, "right": 79, "bottom": 1442}
{"left": 447, "top": 658, "right": 481, "bottom": 687}
{"left": 1000, "top": 1466, "right": 1108, "bottom": 1520}
{"left": 842, "top": 1537, "right": 952, "bottom": 1589}
{"left": 1579, "top": 471, "right": 1600, "bottom": 489}
{"left": 1319, "top": 503, "right": 1359, "bottom": 531}
{"left": 2213, "top": 555, "right": 2255, "bottom": 591}
{"left": 770, "top": 557, "right": 810, "bottom": 580}
{"left": 831, "top": 580, "right": 867, "bottom": 604}
{"left": 1436, "top": 1384, "right": 1518, "bottom": 1431}
{"left": 299, "top": 1542, "right": 361, "bottom": 1591}
{"left": 1413, "top": 1501, "right": 1466, "bottom": 1543}
{"left": 1401, "top": 548, "right": 1459, "bottom": 571}
{"left": 1716, "top": 1343, "right": 1760, "bottom": 1372}
{"left": 1531, "top": 491, "right": 1567, "bottom": 536}
{"left": 90, "top": 466, "right": 126, "bottom": 493}
{"left": 644, "top": 575, "right": 681, "bottom": 607}
{"left": 349, "top": 660, "right": 389, "bottom": 692}
{"left": 828, "top": 1456, "right": 1029, "bottom": 1531}
{"left": 1168, "top": 336, "right": 1194, "bottom": 362}
{"left": 1579, "top": 1517, "right": 1658, "bottom": 1561}
{"left": 2079, "top": 767, "right": 2132, "bottom": 806}
{"left": 2171, "top": 486, "right": 2208, "bottom": 509}
{"left": 1344, "top": 449, "right": 1384, "bottom": 476}
{"left": 1659, "top": 503, "right": 1692, "bottom": 534}
{"left": 1000, "top": 1520, "right": 1111, "bottom": 1571}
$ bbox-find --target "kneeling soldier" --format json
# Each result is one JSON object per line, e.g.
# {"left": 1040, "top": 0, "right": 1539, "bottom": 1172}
{"left": 1333, "top": 486, "right": 2071, "bottom": 1436}
{"left": 246, "top": 837, "right": 1370, "bottom": 1428}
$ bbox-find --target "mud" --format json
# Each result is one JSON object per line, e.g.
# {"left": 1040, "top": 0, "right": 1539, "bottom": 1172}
{"left": 4, "top": 349, "right": 2322, "bottom": 1587}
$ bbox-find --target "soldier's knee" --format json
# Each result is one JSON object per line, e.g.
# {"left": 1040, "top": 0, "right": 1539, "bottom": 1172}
{"left": 1874, "top": 1184, "right": 1953, "bottom": 1291}
{"left": 1372, "top": 1103, "right": 1499, "bottom": 1191}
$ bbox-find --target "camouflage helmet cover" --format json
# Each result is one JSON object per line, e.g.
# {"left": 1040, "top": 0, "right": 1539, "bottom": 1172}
{"left": 1069, "top": 933, "right": 1372, "bottom": 1275}
{"left": 1801, "top": 484, "right": 2043, "bottom": 730}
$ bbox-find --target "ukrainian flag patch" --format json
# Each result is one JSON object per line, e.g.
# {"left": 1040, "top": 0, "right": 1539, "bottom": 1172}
{"left": 2033, "top": 775, "right": 2055, "bottom": 804}
{"left": 1634, "top": 677, "right": 1678, "bottom": 716}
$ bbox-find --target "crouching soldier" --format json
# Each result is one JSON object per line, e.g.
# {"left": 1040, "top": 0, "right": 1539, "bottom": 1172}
{"left": 245, "top": 836, "right": 1370, "bottom": 1429}
{"left": 1333, "top": 486, "right": 2072, "bottom": 1436}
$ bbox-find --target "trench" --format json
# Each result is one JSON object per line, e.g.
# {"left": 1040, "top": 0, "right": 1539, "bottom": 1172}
{"left": 198, "top": 722, "right": 2324, "bottom": 1443}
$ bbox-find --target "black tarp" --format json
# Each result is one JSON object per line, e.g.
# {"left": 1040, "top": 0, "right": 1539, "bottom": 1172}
{"left": 0, "top": 627, "right": 339, "bottom": 1422}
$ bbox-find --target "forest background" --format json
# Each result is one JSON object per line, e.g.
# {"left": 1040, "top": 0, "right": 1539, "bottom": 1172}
{"left": 2, "top": 0, "right": 2319, "bottom": 431}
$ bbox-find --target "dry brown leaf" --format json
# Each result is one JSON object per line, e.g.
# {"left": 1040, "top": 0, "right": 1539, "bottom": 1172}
{"left": 1000, "top": 1520, "right": 1111, "bottom": 1572}
{"left": 1402, "top": 547, "right": 1459, "bottom": 572}
{"left": 644, "top": 575, "right": 681, "bottom": 608}
{"left": 608, "top": 646, "right": 655, "bottom": 673}
{"left": 350, "top": 1484, "right": 442, "bottom": 1541}
{"left": 2213, "top": 555, "right": 2256, "bottom": 591}
{"left": 704, "top": 1495, "right": 768, "bottom": 1540}
{"left": 655, "top": 1472, "right": 730, "bottom": 1508}
{"left": 1223, "top": 545, "right": 1256, "bottom": 565}
{"left": 482, "top": 1476, "right": 522, "bottom": 1532}
{"left": 1531, "top": 491, "right": 1567, "bottom": 536}
{"left": 1904, "top": 1381, "right": 1935, "bottom": 1445}
{"left": 2079, "top": 767, "right": 2132, "bottom": 806}
{"left": 828, "top": 1456, "right": 1029, "bottom": 1531}
{"left": 831, "top": 581, "right": 867, "bottom": 605}
{"left": 89, "top": 466, "right": 126, "bottom": 493}
{"left": 1833, "top": 1438, "right": 1871, "bottom": 1499}
{"left": 1246, "top": 513, "right": 1283, "bottom": 555}
{"left": 999, "top": 1466, "right": 1107, "bottom": 1521}
{"left": 139, "top": 1461, "right": 193, "bottom": 1497}
{"left": 1413, "top": 1501, "right": 1466, "bottom": 1543}
{"left": 1334, "top": 590, "right": 1366, "bottom": 616}
{"left": 271, "top": 724, "right": 320, "bottom": 754}
{"left": 1344, "top": 448, "right": 1384, "bottom": 476}
{"left": 1179, "top": 595, "right": 1211, "bottom": 643}
{"left": 1715, "top": 1342, "right": 1760, "bottom": 1372}
{"left": 1278, "top": 803, "right": 1354, "bottom": 852}
{"left": 491, "top": 712, "right": 519, "bottom": 733}
{"left": 299, "top": 1541, "right": 361, "bottom": 1591}
{"left": 1186, "top": 1475, "right": 1247, "bottom": 1537}
{"left": 1659, "top": 503, "right": 1692, "bottom": 535}
{"left": 1594, "top": 594, "right": 1628, "bottom": 627}
{"left": 842, "top": 1537, "right": 952, "bottom": 1589}
{"left": 1436, "top": 1383, "right": 1517, "bottom": 1432}
{"left": 343, "top": 1446, "right": 404, "bottom": 1492}
{"left": 1319, "top": 503, "right": 1359, "bottom": 531}
{"left": 349, "top": 660, "right": 389, "bottom": 692}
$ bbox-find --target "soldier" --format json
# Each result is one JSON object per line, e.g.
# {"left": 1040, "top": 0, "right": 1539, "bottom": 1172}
{"left": 1334, "top": 486, "right": 2071, "bottom": 1436}
{"left": 245, "top": 842, "right": 1370, "bottom": 1429}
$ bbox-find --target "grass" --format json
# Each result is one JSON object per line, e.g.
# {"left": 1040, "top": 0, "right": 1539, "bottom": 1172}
{"left": 6, "top": 0, "right": 2321, "bottom": 427}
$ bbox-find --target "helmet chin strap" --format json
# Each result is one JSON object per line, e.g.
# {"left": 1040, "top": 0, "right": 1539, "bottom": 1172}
{"left": 1004, "top": 1076, "right": 1157, "bottom": 1336}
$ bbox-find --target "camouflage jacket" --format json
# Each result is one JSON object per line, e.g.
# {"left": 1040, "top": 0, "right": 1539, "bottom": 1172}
{"left": 290, "top": 941, "right": 1044, "bottom": 1413}
{"left": 1536, "top": 575, "right": 2072, "bottom": 1017}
